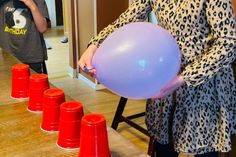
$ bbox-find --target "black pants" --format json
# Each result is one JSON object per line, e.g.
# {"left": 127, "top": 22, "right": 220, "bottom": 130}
{"left": 25, "top": 62, "right": 48, "bottom": 74}
{"left": 155, "top": 142, "right": 218, "bottom": 157}
{"left": 195, "top": 152, "right": 218, "bottom": 157}
{"left": 155, "top": 142, "right": 178, "bottom": 157}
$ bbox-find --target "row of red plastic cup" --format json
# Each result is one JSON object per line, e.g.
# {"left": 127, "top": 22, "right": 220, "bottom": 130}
{"left": 11, "top": 63, "right": 111, "bottom": 157}
{"left": 11, "top": 63, "right": 49, "bottom": 113}
{"left": 42, "top": 90, "right": 111, "bottom": 157}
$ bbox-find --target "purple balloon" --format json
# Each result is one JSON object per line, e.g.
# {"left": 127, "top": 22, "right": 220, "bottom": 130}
{"left": 92, "top": 22, "right": 181, "bottom": 99}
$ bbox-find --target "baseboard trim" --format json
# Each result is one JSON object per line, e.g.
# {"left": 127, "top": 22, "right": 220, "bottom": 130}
{"left": 67, "top": 66, "right": 105, "bottom": 90}
{"left": 67, "top": 66, "right": 77, "bottom": 78}
{"left": 78, "top": 74, "right": 105, "bottom": 90}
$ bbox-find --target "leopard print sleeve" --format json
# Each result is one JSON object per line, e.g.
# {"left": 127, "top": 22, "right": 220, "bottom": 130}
{"left": 89, "top": 0, "right": 152, "bottom": 46}
{"left": 182, "top": 0, "right": 236, "bottom": 87}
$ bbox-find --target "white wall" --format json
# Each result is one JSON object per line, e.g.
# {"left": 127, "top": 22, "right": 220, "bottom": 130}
{"left": 45, "top": 0, "right": 57, "bottom": 27}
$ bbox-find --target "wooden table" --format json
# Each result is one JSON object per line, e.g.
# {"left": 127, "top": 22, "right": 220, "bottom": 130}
{"left": 0, "top": 51, "right": 149, "bottom": 157}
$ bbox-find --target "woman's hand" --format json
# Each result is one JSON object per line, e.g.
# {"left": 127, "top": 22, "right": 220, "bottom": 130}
{"left": 78, "top": 44, "right": 98, "bottom": 75}
{"left": 153, "top": 74, "right": 185, "bottom": 99}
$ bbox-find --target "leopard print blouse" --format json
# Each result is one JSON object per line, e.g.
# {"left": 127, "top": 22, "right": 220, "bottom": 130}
{"left": 89, "top": 0, "right": 236, "bottom": 155}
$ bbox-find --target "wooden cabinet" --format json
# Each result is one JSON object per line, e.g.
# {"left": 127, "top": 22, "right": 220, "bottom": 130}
{"left": 66, "top": 0, "right": 129, "bottom": 88}
{"left": 78, "top": 0, "right": 129, "bottom": 88}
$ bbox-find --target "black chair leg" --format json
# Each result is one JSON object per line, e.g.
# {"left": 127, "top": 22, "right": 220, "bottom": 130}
{"left": 111, "top": 97, "right": 155, "bottom": 156}
{"left": 111, "top": 97, "right": 127, "bottom": 130}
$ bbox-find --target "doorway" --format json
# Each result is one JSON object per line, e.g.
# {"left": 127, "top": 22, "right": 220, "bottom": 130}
{"left": 55, "top": 0, "right": 63, "bottom": 26}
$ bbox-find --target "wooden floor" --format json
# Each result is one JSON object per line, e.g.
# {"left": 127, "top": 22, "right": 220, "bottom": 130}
{"left": 45, "top": 27, "right": 236, "bottom": 157}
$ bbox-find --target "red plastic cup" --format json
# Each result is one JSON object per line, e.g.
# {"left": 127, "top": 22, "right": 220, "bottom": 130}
{"left": 41, "top": 88, "right": 65, "bottom": 132}
{"left": 11, "top": 64, "right": 30, "bottom": 98}
{"left": 57, "top": 101, "right": 84, "bottom": 149}
{"left": 78, "top": 114, "right": 111, "bottom": 157}
{"left": 28, "top": 74, "right": 49, "bottom": 113}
